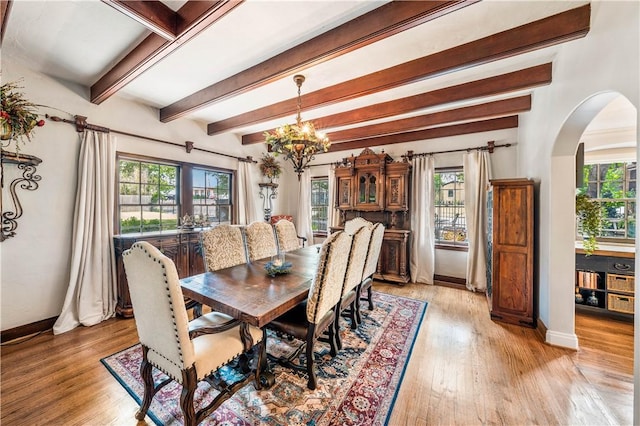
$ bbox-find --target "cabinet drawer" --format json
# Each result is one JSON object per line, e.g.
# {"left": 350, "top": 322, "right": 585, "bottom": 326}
{"left": 607, "top": 257, "right": 635, "bottom": 274}
{"left": 608, "top": 293, "right": 634, "bottom": 314}
{"left": 607, "top": 274, "right": 635, "bottom": 293}
{"left": 575, "top": 254, "right": 607, "bottom": 271}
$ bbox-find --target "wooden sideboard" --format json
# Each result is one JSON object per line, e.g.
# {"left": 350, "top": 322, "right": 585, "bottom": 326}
{"left": 113, "top": 230, "right": 205, "bottom": 317}
{"left": 333, "top": 148, "right": 412, "bottom": 284}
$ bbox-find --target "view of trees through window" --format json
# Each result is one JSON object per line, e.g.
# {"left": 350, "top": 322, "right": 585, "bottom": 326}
{"left": 311, "top": 177, "right": 329, "bottom": 234}
{"left": 119, "top": 159, "right": 180, "bottom": 233}
{"left": 434, "top": 169, "right": 467, "bottom": 246}
{"left": 578, "top": 161, "right": 636, "bottom": 241}
{"left": 192, "top": 168, "right": 232, "bottom": 226}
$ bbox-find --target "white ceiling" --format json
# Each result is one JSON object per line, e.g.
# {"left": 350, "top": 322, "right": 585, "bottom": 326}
{"left": 3, "top": 0, "right": 634, "bottom": 149}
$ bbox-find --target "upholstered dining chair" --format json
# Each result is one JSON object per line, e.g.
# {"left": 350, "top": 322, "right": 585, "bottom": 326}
{"left": 335, "top": 225, "right": 372, "bottom": 350}
{"left": 265, "top": 230, "right": 352, "bottom": 390}
{"left": 274, "top": 218, "right": 307, "bottom": 252}
{"left": 122, "top": 241, "right": 265, "bottom": 426}
{"left": 201, "top": 224, "right": 248, "bottom": 271}
{"left": 245, "top": 221, "right": 278, "bottom": 261}
{"left": 360, "top": 222, "right": 385, "bottom": 311}
{"left": 343, "top": 216, "right": 371, "bottom": 235}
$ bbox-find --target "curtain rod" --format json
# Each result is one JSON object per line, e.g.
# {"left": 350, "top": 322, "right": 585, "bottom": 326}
{"left": 309, "top": 141, "right": 513, "bottom": 167}
{"left": 45, "top": 114, "right": 257, "bottom": 163}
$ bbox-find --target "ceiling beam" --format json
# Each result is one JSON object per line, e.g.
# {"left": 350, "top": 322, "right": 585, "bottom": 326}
{"left": 245, "top": 63, "right": 550, "bottom": 145}
{"left": 243, "top": 95, "right": 531, "bottom": 145}
{"left": 210, "top": 4, "right": 589, "bottom": 135}
{"left": 90, "top": 0, "right": 243, "bottom": 105}
{"left": 102, "top": 0, "right": 177, "bottom": 40}
{"left": 324, "top": 116, "right": 519, "bottom": 154}
{"left": 160, "top": 0, "right": 479, "bottom": 122}
{"left": 1, "top": 0, "right": 12, "bottom": 45}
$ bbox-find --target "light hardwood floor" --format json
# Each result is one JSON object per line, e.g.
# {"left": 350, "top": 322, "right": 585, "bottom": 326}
{"left": 1, "top": 283, "right": 633, "bottom": 425}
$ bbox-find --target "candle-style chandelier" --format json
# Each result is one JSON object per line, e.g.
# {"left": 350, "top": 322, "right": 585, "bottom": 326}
{"left": 264, "top": 75, "right": 331, "bottom": 180}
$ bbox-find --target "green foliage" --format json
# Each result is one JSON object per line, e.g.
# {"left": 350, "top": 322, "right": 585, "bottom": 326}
{"left": 576, "top": 193, "right": 602, "bottom": 255}
{"left": 1, "top": 81, "right": 44, "bottom": 151}
{"left": 120, "top": 216, "right": 178, "bottom": 234}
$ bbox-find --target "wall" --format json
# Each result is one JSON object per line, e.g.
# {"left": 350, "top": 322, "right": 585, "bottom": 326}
{"left": 1, "top": 60, "right": 264, "bottom": 330}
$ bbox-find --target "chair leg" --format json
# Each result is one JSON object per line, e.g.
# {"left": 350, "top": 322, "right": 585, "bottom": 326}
{"left": 180, "top": 366, "right": 198, "bottom": 426}
{"left": 306, "top": 325, "right": 317, "bottom": 390}
{"left": 136, "top": 346, "right": 155, "bottom": 421}
{"left": 354, "top": 286, "right": 363, "bottom": 325}
{"left": 349, "top": 300, "right": 359, "bottom": 330}
{"left": 333, "top": 308, "right": 343, "bottom": 350}
{"left": 367, "top": 286, "right": 374, "bottom": 310}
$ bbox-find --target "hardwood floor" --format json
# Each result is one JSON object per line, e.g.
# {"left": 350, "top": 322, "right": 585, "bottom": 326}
{"left": 1, "top": 283, "right": 633, "bottom": 425}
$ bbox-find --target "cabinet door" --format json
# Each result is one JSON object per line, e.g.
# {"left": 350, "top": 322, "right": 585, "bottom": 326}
{"left": 336, "top": 175, "right": 353, "bottom": 209}
{"left": 385, "top": 173, "right": 406, "bottom": 211}
{"left": 354, "top": 169, "right": 384, "bottom": 211}
{"left": 187, "top": 235, "right": 205, "bottom": 276}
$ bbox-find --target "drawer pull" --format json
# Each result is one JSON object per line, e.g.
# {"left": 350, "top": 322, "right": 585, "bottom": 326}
{"left": 613, "top": 263, "right": 631, "bottom": 271}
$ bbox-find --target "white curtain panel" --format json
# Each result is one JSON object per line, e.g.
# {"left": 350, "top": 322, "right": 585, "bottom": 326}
{"left": 327, "top": 164, "right": 339, "bottom": 229}
{"left": 409, "top": 156, "right": 435, "bottom": 284}
{"left": 237, "top": 160, "right": 259, "bottom": 225}
{"left": 53, "top": 130, "right": 116, "bottom": 334}
{"left": 296, "top": 169, "right": 314, "bottom": 243}
{"left": 463, "top": 150, "right": 492, "bottom": 292}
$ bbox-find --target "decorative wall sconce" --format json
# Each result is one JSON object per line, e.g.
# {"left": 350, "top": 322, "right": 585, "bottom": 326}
{"left": 258, "top": 182, "right": 278, "bottom": 222}
{"left": 1, "top": 150, "right": 42, "bottom": 241}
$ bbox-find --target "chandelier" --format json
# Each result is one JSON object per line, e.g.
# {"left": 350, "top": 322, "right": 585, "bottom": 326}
{"left": 264, "top": 75, "right": 331, "bottom": 180}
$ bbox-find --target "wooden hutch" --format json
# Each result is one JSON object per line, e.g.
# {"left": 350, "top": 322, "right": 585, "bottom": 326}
{"left": 331, "top": 148, "right": 412, "bottom": 284}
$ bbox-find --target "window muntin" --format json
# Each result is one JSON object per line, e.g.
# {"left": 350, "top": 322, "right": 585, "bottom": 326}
{"left": 311, "top": 177, "right": 329, "bottom": 235}
{"left": 118, "top": 159, "right": 180, "bottom": 233}
{"left": 192, "top": 168, "right": 232, "bottom": 226}
{"left": 579, "top": 162, "right": 636, "bottom": 242}
{"left": 434, "top": 168, "right": 467, "bottom": 247}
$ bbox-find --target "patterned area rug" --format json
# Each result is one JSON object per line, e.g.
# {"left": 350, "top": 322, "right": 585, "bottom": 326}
{"left": 101, "top": 292, "right": 426, "bottom": 425}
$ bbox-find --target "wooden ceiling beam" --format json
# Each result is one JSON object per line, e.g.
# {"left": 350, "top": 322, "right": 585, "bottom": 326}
{"left": 1, "top": 0, "right": 12, "bottom": 45}
{"left": 102, "top": 0, "right": 177, "bottom": 40}
{"left": 243, "top": 95, "right": 531, "bottom": 145}
{"left": 160, "top": 0, "right": 479, "bottom": 122}
{"left": 210, "top": 4, "right": 589, "bottom": 135}
{"left": 324, "top": 116, "right": 519, "bottom": 154}
{"left": 90, "top": 0, "right": 242, "bottom": 105}
{"left": 244, "top": 63, "right": 550, "bottom": 145}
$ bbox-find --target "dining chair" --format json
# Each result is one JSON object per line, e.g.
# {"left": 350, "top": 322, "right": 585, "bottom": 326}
{"left": 201, "top": 224, "right": 248, "bottom": 271}
{"left": 265, "top": 230, "right": 352, "bottom": 390}
{"left": 274, "top": 218, "right": 307, "bottom": 252}
{"left": 245, "top": 221, "right": 278, "bottom": 261}
{"left": 343, "top": 216, "right": 371, "bottom": 235}
{"left": 122, "top": 241, "right": 265, "bottom": 426}
{"left": 334, "top": 225, "right": 372, "bottom": 350}
{"left": 360, "top": 222, "right": 385, "bottom": 311}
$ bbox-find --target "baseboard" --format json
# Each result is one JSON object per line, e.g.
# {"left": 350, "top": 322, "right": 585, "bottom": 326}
{"left": 545, "top": 329, "right": 579, "bottom": 350}
{"left": 1, "top": 316, "right": 57, "bottom": 343}
{"left": 535, "top": 317, "right": 548, "bottom": 343}
{"left": 434, "top": 274, "right": 466, "bottom": 290}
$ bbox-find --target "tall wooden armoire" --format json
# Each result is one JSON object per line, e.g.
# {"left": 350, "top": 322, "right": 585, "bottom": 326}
{"left": 486, "top": 178, "right": 536, "bottom": 328}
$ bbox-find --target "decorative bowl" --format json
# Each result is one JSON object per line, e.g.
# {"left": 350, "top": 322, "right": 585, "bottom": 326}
{"left": 264, "top": 261, "right": 293, "bottom": 277}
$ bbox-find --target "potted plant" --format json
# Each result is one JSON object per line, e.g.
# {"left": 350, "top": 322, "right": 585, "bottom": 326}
{"left": 259, "top": 153, "right": 282, "bottom": 182}
{"left": 1, "top": 81, "right": 45, "bottom": 153}
{"left": 576, "top": 192, "right": 602, "bottom": 256}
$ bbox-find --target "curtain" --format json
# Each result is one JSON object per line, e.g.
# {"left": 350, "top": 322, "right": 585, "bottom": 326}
{"left": 53, "top": 130, "right": 116, "bottom": 334}
{"left": 296, "top": 169, "right": 314, "bottom": 244}
{"left": 409, "top": 156, "right": 435, "bottom": 284}
{"left": 463, "top": 150, "right": 492, "bottom": 292}
{"left": 327, "top": 164, "right": 340, "bottom": 230}
{"left": 237, "top": 160, "right": 259, "bottom": 225}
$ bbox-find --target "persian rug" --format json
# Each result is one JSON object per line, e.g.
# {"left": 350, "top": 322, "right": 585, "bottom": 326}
{"left": 101, "top": 292, "right": 426, "bottom": 426}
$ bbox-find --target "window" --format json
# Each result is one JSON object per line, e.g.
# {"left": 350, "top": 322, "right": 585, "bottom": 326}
{"left": 311, "top": 177, "right": 329, "bottom": 235}
{"left": 117, "top": 155, "right": 234, "bottom": 234}
{"left": 192, "top": 168, "right": 232, "bottom": 226}
{"left": 579, "top": 162, "right": 636, "bottom": 242}
{"left": 118, "top": 159, "right": 180, "bottom": 233}
{"left": 434, "top": 168, "right": 467, "bottom": 247}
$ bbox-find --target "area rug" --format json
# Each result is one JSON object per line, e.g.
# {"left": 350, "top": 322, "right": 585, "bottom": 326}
{"left": 101, "top": 292, "right": 426, "bottom": 426}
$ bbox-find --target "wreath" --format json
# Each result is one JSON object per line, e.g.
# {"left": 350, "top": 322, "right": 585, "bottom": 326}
{"left": 259, "top": 153, "right": 282, "bottom": 180}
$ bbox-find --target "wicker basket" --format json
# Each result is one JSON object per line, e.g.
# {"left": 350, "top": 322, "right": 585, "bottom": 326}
{"left": 606, "top": 274, "right": 634, "bottom": 293}
{"left": 607, "top": 293, "right": 634, "bottom": 314}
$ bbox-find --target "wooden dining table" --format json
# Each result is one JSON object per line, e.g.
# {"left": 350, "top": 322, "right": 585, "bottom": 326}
{"left": 180, "top": 245, "right": 321, "bottom": 328}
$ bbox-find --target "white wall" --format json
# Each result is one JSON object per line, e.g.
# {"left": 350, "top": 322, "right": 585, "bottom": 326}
{"left": 1, "top": 60, "right": 264, "bottom": 330}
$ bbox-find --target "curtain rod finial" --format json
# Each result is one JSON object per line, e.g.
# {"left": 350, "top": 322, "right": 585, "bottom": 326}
{"left": 487, "top": 141, "right": 495, "bottom": 153}
{"left": 185, "top": 141, "right": 194, "bottom": 153}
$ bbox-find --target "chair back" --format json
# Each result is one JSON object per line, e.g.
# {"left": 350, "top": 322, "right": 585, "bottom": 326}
{"left": 274, "top": 219, "right": 301, "bottom": 252}
{"left": 122, "top": 241, "right": 194, "bottom": 381}
{"left": 342, "top": 225, "right": 372, "bottom": 295}
{"left": 245, "top": 221, "right": 278, "bottom": 261}
{"left": 362, "top": 222, "right": 385, "bottom": 280}
{"left": 306, "top": 231, "right": 352, "bottom": 324}
{"left": 201, "top": 224, "right": 247, "bottom": 271}
{"left": 344, "top": 217, "right": 371, "bottom": 235}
